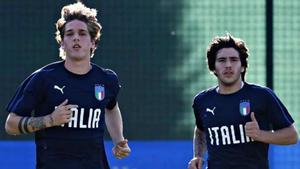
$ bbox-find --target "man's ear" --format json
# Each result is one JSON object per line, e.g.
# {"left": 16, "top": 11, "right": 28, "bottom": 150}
{"left": 91, "top": 40, "right": 96, "bottom": 49}
{"left": 60, "top": 42, "right": 65, "bottom": 50}
{"left": 241, "top": 66, "right": 245, "bottom": 73}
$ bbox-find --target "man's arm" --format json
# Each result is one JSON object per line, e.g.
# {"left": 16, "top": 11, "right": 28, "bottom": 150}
{"left": 188, "top": 126, "right": 207, "bottom": 169}
{"left": 5, "top": 99, "right": 77, "bottom": 135}
{"left": 5, "top": 112, "right": 53, "bottom": 135}
{"left": 105, "top": 103, "right": 131, "bottom": 159}
{"left": 193, "top": 126, "right": 207, "bottom": 157}
{"left": 257, "top": 124, "right": 298, "bottom": 145}
{"left": 245, "top": 112, "right": 298, "bottom": 145}
{"left": 105, "top": 103, "right": 124, "bottom": 144}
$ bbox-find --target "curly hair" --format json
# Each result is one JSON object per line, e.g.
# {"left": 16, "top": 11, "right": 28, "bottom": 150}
{"left": 55, "top": 2, "right": 102, "bottom": 59}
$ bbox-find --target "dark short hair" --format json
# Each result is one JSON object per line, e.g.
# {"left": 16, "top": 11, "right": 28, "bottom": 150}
{"left": 206, "top": 34, "right": 249, "bottom": 81}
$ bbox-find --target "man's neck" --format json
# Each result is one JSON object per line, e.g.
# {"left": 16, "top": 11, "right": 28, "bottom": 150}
{"left": 216, "top": 80, "right": 244, "bottom": 94}
{"left": 64, "top": 58, "right": 91, "bottom": 75}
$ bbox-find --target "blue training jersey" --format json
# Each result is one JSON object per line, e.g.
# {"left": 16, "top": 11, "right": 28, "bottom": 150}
{"left": 6, "top": 61, "right": 120, "bottom": 141}
{"left": 193, "top": 82, "right": 294, "bottom": 169}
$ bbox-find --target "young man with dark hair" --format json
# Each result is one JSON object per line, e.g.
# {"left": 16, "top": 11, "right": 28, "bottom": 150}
{"left": 188, "top": 34, "right": 298, "bottom": 169}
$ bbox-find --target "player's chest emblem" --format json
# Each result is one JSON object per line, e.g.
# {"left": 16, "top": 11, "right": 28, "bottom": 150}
{"left": 239, "top": 100, "right": 250, "bottom": 116}
{"left": 95, "top": 84, "right": 105, "bottom": 101}
{"left": 54, "top": 85, "right": 65, "bottom": 94}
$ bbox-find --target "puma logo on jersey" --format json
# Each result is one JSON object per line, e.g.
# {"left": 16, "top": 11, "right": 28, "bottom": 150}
{"left": 206, "top": 107, "right": 216, "bottom": 115}
{"left": 54, "top": 85, "right": 65, "bottom": 94}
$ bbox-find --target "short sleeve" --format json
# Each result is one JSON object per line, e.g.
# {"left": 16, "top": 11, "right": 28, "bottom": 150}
{"left": 193, "top": 96, "right": 204, "bottom": 131}
{"left": 6, "top": 72, "right": 45, "bottom": 116}
{"left": 265, "top": 88, "right": 294, "bottom": 130}
{"left": 105, "top": 69, "right": 121, "bottom": 110}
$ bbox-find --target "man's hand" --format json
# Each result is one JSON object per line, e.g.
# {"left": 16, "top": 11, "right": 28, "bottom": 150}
{"left": 245, "top": 112, "right": 261, "bottom": 140}
{"left": 50, "top": 99, "right": 78, "bottom": 126}
{"left": 112, "top": 139, "right": 131, "bottom": 159}
{"left": 188, "top": 157, "right": 202, "bottom": 169}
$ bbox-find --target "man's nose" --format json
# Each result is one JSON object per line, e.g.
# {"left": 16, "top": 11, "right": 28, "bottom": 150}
{"left": 225, "top": 60, "right": 232, "bottom": 67}
{"left": 73, "top": 34, "right": 79, "bottom": 41}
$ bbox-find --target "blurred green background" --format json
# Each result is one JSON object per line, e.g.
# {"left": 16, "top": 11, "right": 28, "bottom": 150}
{"left": 0, "top": 0, "right": 299, "bottom": 140}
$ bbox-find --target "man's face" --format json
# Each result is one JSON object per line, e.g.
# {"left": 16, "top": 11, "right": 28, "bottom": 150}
{"left": 61, "top": 19, "right": 95, "bottom": 61}
{"left": 214, "top": 47, "right": 244, "bottom": 86}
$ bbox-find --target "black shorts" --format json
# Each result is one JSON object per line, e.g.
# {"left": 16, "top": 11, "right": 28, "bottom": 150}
{"left": 36, "top": 139, "right": 110, "bottom": 169}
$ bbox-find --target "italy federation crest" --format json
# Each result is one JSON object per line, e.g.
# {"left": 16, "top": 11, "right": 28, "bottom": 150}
{"left": 95, "top": 84, "right": 105, "bottom": 101}
{"left": 239, "top": 100, "right": 250, "bottom": 116}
